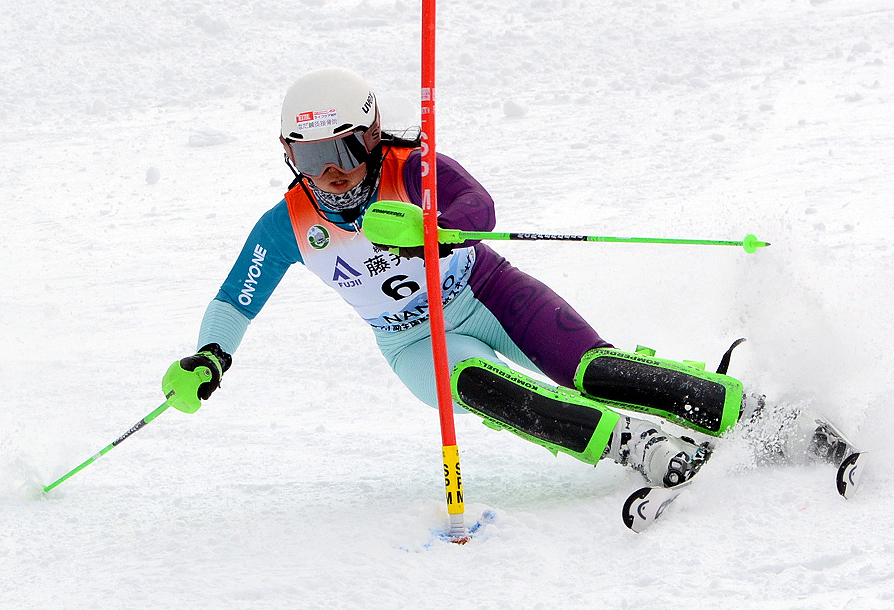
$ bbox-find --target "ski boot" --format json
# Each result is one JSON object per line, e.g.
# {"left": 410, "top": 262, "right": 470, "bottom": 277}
{"left": 809, "top": 418, "right": 858, "bottom": 467}
{"left": 605, "top": 416, "right": 712, "bottom": 487}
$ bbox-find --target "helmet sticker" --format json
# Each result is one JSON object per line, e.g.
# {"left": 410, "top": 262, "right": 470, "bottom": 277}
{"left": 296, "top": 109, "right": 339, "bottom": 131}
{"left": 361, "top": 92, "right": 374, "bottom": 114}
{"left": 307, "top": 225, "right": 331, "bottom": 250}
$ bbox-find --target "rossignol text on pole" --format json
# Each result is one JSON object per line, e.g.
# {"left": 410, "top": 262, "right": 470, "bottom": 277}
{"left": 439, "top": 230, "right": 770, "bottom": 253}
{"left": 42, "top": 401, "right": 171, "bottom": 493}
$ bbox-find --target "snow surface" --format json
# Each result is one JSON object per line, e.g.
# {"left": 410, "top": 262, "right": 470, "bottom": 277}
{"left": 2, "top": 0, "right": 894, "bottom": 608}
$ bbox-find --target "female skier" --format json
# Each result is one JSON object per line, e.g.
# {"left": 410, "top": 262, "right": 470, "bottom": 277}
{"left": 162, "top": 67, "right": 751, "bottom": 488}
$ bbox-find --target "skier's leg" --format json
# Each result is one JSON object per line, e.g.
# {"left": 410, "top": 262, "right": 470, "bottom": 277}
{"left": 375, "top": 290, "right": 710, "bottom": 486}
{"left": 467, "top": 246, "right": 743, "bottom": 437}
{"left": 451, "top": 357, "right": 618, "bottom": 464}
{"left": 373, "top": 283, "right": 542, "bottom": 409}
{"left": 452, "top": 358, "right": 711, "bottom": 487}
{"left": 574, "top": 347, "right": 744, "bottom": 437}
{"left": 377, "top": 328, "right": 504, "bottom": 409}
{"left": 465, "top": 245, "right": 611, "bottom": 388}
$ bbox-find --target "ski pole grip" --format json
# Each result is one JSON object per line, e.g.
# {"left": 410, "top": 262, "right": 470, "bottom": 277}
{"left": 362, "top": 200, "right": 425, "bottom": 247}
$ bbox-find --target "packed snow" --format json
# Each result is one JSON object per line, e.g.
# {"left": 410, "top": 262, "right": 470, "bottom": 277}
{"left": 2, "top": 0, "right": 893, "bottom": 608}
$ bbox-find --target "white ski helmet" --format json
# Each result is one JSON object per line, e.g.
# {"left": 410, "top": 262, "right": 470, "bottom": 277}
{"left": 280, "top": 67, "right": 382, "bottom": 177}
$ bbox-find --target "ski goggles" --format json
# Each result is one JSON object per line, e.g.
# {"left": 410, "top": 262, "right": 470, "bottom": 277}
{"left": 282, "top": 131, "right": 371, "bottom": 178}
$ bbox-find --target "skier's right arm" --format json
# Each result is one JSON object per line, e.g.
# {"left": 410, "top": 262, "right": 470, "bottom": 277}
{"left": 163, "top": 201, "right": 302, "bottom": 412}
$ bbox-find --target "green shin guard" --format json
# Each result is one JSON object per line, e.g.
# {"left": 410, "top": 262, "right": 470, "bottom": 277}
{"left": 574, "top": 347, "right": 743, "bottom": 437}
{"left": 452, "top": 359, "right": 620, "bottom": 465}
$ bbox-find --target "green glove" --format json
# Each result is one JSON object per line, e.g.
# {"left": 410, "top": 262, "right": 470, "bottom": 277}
{"left": 162, "top": 343, "right": 232, "bottom": 414}
{"left": 363, "top": 201, "right": 458, "bottom": 258}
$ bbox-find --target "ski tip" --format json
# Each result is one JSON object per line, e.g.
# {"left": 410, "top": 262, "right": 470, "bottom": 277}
{"left": 622, "top": 487, "right": 652, "bottom": 532}
{"left": 622, "top": 484, "right": 688, "bottom": 533}
{"left": 836, "top": 452, "right": 867, "bottom": 499}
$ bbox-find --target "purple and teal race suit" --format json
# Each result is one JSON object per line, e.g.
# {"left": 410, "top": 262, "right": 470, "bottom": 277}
{"left": 199, "top": 145, "right": 611, "bottom": 407}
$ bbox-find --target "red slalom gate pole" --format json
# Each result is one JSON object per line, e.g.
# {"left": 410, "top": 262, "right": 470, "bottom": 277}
{"left": 421, "top": 0, "right": 467, "bottom": 541}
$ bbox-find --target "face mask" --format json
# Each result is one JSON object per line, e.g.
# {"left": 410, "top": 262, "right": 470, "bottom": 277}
{"left": 308, "top": 169, "right": 380, "bottom": 213}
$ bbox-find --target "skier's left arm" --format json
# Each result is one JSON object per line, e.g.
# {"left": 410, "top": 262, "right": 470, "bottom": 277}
{"left": 162, "top": 201, "right": 301, "bottom": 413}
{"left": 401, "top": 151, "right": 496, "bottom": 254}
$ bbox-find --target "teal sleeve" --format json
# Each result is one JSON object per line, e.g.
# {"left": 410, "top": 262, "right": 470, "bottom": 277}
{"left": 197, "top": 299, "right": 251, "bottom": 355}
{"left": 198, "top": 200, "right": 303, "bottom": 355}
{"left": 214, "top": 200, "right": 303, "bottom": 320}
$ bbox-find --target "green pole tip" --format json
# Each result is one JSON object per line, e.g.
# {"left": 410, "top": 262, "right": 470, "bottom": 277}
{"left": 743, "top": 234, "right": 769, "bottom": 254}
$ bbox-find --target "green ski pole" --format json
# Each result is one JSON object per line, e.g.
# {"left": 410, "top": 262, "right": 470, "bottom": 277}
{"left": 362, "top": 200, "right": 770, "bottom": 254}
{"left": 440, "top": 230, "right": 769, "bottom": 253}
{"left": 42, "top": 400, "right": 171, "bottom": 493}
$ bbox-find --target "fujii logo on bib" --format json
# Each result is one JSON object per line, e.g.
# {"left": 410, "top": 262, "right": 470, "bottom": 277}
{"left": 308, "top": 225, "right": 330, "bottom": 249}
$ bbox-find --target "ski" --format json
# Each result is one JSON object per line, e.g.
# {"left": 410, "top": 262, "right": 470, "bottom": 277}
{"left": 622, "top": 482, "right": 691, "bottom": 533}
{"left": 623, "top": 418, "right": 867, "bottom": 533}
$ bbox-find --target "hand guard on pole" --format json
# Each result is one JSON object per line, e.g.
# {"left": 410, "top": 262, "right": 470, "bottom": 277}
{"left": 162, "top": 343, "right": 232, "bottom": 414}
